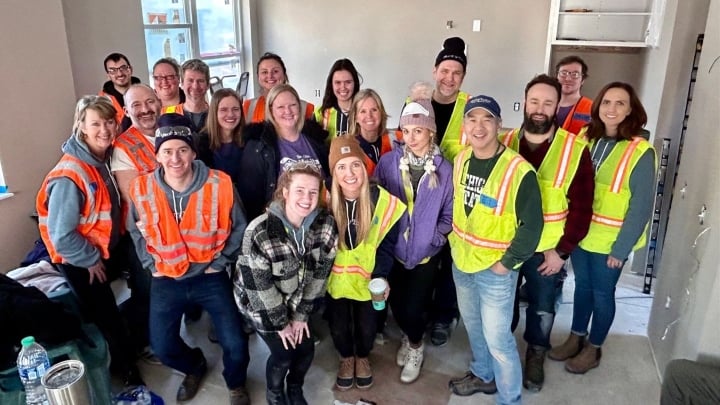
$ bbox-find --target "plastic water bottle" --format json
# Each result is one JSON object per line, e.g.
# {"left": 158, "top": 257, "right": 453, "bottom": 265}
{"left": 17, "top": 336, "right": 50, "bottom": 405}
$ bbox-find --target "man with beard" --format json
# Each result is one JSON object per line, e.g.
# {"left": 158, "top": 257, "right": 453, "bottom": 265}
{"left": 499, "top": 74, "right": 594, "bottom": 392}
{"left": 100, "top": 53, "right": 141, "bottom": 132}
{"left": 555, "top": 56, "right": 592, "bottom": 135}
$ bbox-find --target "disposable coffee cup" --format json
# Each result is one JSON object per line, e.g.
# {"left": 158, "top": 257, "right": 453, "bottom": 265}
{"left": 368, "top": 278, "right": 387, "bottom": 311}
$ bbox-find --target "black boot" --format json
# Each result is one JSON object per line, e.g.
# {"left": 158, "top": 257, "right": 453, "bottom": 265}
{"left": 266, "top": 363, "right": 288, "bottom": 405}
{"left": 286, "top": 384, "right": 307, "bottom": 405}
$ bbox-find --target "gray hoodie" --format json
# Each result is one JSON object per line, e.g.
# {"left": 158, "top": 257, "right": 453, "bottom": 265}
{"left": 267, "top": 201, "right": 320, "bottom": 256}
{"left": 42, "top": 134, "right": 122, "bottom": 268}
{"left": 590, "top": 132, "right": 656, "bottom": 260}
{"left": 127, "top": 160, "right": 248, "bottom": 279}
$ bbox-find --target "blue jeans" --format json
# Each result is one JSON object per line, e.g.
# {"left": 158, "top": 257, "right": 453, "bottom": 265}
{"left": 453, "top": 265, "right": 521, "bottom": 405}
{"left": 519, "top": 253, "right": 563, "bottom": 348}
{"left": 570, "top": 247, "right": 623, "bottom": 346}
{"left": 150, "top": 271, "right": 250, "bottom": 389}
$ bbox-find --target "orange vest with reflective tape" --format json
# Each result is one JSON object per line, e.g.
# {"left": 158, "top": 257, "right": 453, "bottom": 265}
{"left": 327, "top": 187, "right": 406, "bottom": 301}
{"left": 579, "top": 137, "right": 654, "bottom": 254}
{"left": 500, "top": 127, "right": 587, "bottom": 251}
{"left": 114, "top": 127, "right": 158, "bottom": 174}
{"left": 161, "top": 104, "right": 184, "bottom": 115}
{"left": 449, "top": 146, "right": 535, "bottom": 272}
{"left": 363, "top": 131, "right": 398, "bottom": 176}
{"left": 561, "top": 96, "right": 592, "bottom": 135}
{"left": 99, "top": 91, "right": 125, "bottom": 126}
{"left": 130, "top": 169, "right": 234, "bottom": 278}
{"left": 37, "top": 155, "right": 113, "bottom": 264}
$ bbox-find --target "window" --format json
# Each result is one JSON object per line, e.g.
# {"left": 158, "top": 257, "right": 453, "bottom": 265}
{"left": 141, "top": 0, "right": 243, "bottom": 90}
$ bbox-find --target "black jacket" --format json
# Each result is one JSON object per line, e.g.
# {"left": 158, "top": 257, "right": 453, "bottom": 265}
{"left": 239, "top": 120, "right": 330, "bottom": 220}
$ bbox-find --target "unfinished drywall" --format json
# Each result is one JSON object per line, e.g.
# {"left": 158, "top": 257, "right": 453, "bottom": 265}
{"left": 0, "top": 0, "right": 77, "bottom": 271}
{"left": 252, "top": 0, "right": 551, "bottom": 128}
{"left": 62, "top": 0, "right": 149, "bottom": 97}
{"left": 647, "top": 0, "right": 719, "bottom": 375}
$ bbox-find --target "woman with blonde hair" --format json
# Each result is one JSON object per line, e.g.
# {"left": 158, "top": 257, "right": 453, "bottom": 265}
{"left": 348, "top": 88, "right": 400, "bottom": 176}
{"left": 36, "top": 95, "right": 142, "bottom": 387}
{"left": 235, "top": 163, "right": 338, "bottom": 404}
{"left": 374, "top": 89, "right": 454, "bottom": 383}
{"left": 325, "top": 135, "right": 406, "bottom": 391}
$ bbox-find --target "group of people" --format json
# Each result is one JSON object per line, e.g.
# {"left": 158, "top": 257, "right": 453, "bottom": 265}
{"left": 35, "top": 35, "right": 657, "bottom": 405}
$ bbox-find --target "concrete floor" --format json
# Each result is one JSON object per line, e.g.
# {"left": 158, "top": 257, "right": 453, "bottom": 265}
{"left": 133, "top": 267, "right": 661, "bottom": 405}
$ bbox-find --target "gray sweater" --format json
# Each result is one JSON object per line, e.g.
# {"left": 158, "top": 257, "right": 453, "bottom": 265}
{"left": 126, "top": 160, "right": 247, "bottom": 279}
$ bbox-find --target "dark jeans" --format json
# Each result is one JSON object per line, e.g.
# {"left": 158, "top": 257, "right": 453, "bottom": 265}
{"left": 661, "top": 359, "right": 720, "bottom": 405}
{"left": 389, "top": 257, "right": 439, "bottom": 344}
{"left": 570, "top": 247, "right": 624, "bottom": 346}
{"left": 119, "top": 234, "right": 152, "bottom": 352}
{"left": 258, "top": 330, "right": 315, "bottom": 389}
{"left": 511, "top": 253, "right": 564, "bottom": 348}
{"left": 431, "top": 243, "right": 459, "bottom": 324}
{"left": 326, "top": 296, "right": 376, "bottom": 358}
{"left": 57, "top": 256, "right": 135, "bottom": 374}
{"left": 150, "top": 271, "right": 249, "bottom": 389}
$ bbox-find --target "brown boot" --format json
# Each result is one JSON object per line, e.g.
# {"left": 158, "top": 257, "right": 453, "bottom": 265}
{"left": 565, "top": 342, "right": 602, "bottom": 374}
{"left": 355, "top": 357, "right": 373, "bottom": 389}
{"left": 336, "top": 356, "right": 354, "bottom": 391}
{"left": 548, "top": 333, "right": 585, "bottom": 361}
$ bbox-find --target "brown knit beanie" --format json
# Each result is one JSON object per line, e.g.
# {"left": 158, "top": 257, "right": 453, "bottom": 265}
{"left": 329, "top": 134, "right": 366, "bottom": 170}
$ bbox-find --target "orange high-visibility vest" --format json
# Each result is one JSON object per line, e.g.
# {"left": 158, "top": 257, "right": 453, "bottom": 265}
{"left": 561, "top": 96, "right": 592, "bottom": 135}
{"left": 363, "top": 130, "right": 398, "bottom": 176}
{"left": 161, "top": 104, "right": 185, "bottom": 115}
{"left": 130, "top": 169, "right": 234, "bottom": 278}
{"left": 114, "top": 127, "right": 158, "bottom": 174}
{"left": 243, "top": 96, "right": 315, "bottom": 124}
{"left": 37, "top": 155, "right": 113, "bottom": 264}
{"left": 99, "top": 91, "right": 125, "bottom": 126}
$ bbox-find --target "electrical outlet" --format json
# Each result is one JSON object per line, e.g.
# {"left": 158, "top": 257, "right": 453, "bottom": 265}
{"left": 513, "top": 102, "right": 520, "bottom": 111}
{"left": 472, "top": 19, "right": 482, "bottom": 32}
{"left": 665, "top": 296, "right": 671, "bottom": 309}
{"left": 315, "top": 89, "right": 321, "bottom": 97}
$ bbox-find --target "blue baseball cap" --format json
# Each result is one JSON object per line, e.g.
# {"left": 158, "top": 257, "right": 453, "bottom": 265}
{"left": 464, "top": 95, "right": 501, "bottom": 119}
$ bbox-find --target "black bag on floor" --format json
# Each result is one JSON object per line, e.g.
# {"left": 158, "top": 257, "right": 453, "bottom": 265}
{"left": 0, "top": 274, "right": 83, "bottom": 369}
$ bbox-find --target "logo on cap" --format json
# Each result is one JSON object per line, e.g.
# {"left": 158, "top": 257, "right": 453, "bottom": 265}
{"left": 340, "top": 146, "right": 351, "bottom": 154}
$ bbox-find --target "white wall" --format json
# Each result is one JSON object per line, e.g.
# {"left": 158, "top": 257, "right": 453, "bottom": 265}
{"left": 62, "top": 0, "right": 148, "bottom": 97}
{"left": 252, "top": 0, "right": 550, "bottom": 128}
{"left": 0, "top": 0, "right": 77, "bottom": 271}
{"left": 647, "top": 0, "right": 719, "bottom": 374}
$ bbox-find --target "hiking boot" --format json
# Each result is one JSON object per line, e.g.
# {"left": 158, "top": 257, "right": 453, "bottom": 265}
{"left": 229, "top": 386, "right": 251, "bottom": 405}
{"left": 549, "top": 332, "right": 585, "bottom": 361}
{"left": 448, "top": 371, "right": 497, "bottom": 396}
{"left": 400, "top": 343, "right": 424, "bottom": 384}
{"left": 287, "top": 384, "right": 307, "bottom": 405}
{"left": 431, "top": 322, "right": 451, "bottom": 346}
{"left": 565, "top": 343, "right": 602, "bottom": 374}
{"left": 177, "top": 350, "right": 207, "bottom": 401}
{"left": 138, "top": 346, "right": 162, "bottom": 366}
{"left": 335, "top": 357, "right": 354, "bottom": 391}
{"left": 396, "top": 335, "right": 410, "bottom": 366}
{"left": 524, "top": 345, "right": 546, "bottom": 392}
{"left": 354, "top": 357, "right": 373, "bottom": 390}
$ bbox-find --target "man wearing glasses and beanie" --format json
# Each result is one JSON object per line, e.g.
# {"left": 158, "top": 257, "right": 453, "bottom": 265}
{"left": 126, "top": 123, "right": 252, "bottom": 404}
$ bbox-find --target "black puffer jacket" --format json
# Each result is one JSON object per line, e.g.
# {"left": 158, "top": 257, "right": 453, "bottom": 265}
{"left": 238, "top": 120, "right": 330, "bottom": 220}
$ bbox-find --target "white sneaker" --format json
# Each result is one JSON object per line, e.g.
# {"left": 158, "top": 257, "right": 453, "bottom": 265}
{"left": 400, "top": 343, "right": 424, "bottom": 383}
{"left": 396, "top": 335, "right": 410, "bottom": 366}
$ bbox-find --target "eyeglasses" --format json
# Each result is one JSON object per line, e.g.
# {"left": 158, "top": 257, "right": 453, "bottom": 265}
{"left": 283, "top": 160, "right": 322, "bottom": 174}
{"left": 107, "top": 65, "right": 130, "bottom": 75}
{"left": 153, "top": 74, "right": 178, "bottom": 82}
{"left": 557, "top": 70, "right": 583, "bottom": 79}
{"left": 156, "top": 126, "right": 192, "bottom": 138}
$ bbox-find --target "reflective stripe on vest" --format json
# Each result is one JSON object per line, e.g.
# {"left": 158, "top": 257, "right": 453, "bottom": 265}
{"left": 363, "top": 131, "right": 396, "bottom": 176}
{"left": 500, "top": 128, "right": 587, "bottom": 251}
{"left": 130, "top": 169, "right": 233, "bottom": 277}
{"left": 36, "top": 155, "right": 113, "bottom": 263}
{"left": 440, "top": 91, "right": 469, "bottom": 163}
{"left": 161, "top": 104, "right": 184, "bottom": 115}
{"left": 561, "top": 96, "right": 592, "bottom": 135}
{"left": 244, "top": 97, "right": 264, "bottom": 123}
{"left": 327, "top": 187, "right": 406, "bottom": 300}
{"left": 114, "top": 127, "right": 158, "bottom": 174}
{"left": 579, "top": 137, "right": 654, "bottom": 254}
{"left": 449, "top": 146, "right": 533, "bottom": 272}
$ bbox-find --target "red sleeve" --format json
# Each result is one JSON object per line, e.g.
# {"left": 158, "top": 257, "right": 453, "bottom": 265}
{"left": 556, "top": 148, "right": 595, "bottom": 255}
